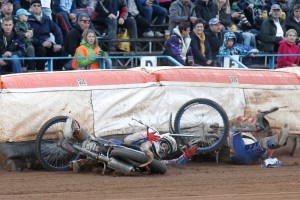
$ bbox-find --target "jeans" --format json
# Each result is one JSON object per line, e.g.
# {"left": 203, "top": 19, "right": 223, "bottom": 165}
{"left": 242, "top": 32, "right": 256, "bottom": 48}
{"left": 140, "top": 4, "right": 167, "bottom": 26}
{"left": 0, "top": 55, "right": 22, "bottom": 74}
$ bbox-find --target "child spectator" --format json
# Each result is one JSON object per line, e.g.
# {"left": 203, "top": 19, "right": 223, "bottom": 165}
{"left": 72, "top": 29, "right": 111, "bottom": 70}
{"left": 14, "top": 8, "right": 35, "bottom": 70}
{"left": 276, "top": 29, "right": 300, "bottom": 68}
{"left": 219, "top": 31, "right": 258, "bottom": 66}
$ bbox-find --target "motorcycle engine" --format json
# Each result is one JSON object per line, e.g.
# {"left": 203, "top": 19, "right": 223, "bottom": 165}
{"left": 82, "top": 140, "right": 103, "bottom": 154}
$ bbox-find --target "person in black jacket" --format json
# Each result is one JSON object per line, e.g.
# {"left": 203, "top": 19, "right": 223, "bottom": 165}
{"left": 28, "top": 0, "right": 64, "bottom": 70}
{"left": 190, "top": 19, "right": 213, "bottom": 66}
{"left": 204, "top": 18, "right": 223, "bottom": 66}
{"left": 0, "top": 16, "right": 23, "bottom": 74}
{"left": 194, "top": 0, "right": 217, "bottom": 29}
{"left": 260, "top": 4, "right": 286, "bottom": 53}
{"left": 64, "top": 12, "right": 91, "bottom": 56}
{"left": 285, "top": 4, "right": 300, "bottom": 37}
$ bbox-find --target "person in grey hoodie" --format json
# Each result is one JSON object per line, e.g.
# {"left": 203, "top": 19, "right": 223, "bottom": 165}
{"left": 168, "top": 0, "right": 197, "bottom": 31}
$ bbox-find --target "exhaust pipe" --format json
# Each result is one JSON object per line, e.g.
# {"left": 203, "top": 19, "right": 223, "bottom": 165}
{"left": 73, "top": 145, "right": 134, "bottom": 173}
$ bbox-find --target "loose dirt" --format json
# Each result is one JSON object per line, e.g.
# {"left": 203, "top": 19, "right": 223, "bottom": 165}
{"left": 0, "top": 145, "right": 299, "bottom": 200}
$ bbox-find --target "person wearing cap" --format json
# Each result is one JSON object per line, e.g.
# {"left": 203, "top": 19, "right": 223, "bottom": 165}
{"left": 204, "top": 18, "right": 223, "bottom": 66}
{"left": 285, "top": 4, "right": 300, "bottom": 37}
{"left": 28, "top": 0, "right": 64, "bottom": 71}
{"left": 0, "top": 16, "right": 23, "bottom": 74}
{"left": 260, "top": 4, "right": 286, "bottom": 53}
{"left": 14, "top": 8, "right": 35, "bottom": 70}
{"left": 0, "top": 0, "right": 15, "bottom": 31}
{"left": 168, "top": 0, "right": 197, "bottom": 32}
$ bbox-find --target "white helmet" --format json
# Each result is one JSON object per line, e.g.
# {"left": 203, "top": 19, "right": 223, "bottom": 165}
{"left": 153, "top": 133, "right": 178, "bottom": 159}
{"left": 241, "top": 132, "right": 257, "bottom": 145}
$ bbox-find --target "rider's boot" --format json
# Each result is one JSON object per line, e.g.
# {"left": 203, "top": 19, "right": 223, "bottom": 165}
{"left": 63, "top": 118, "right": 80, "bottom": 139}
{"left": 63, "top": 118, "right": 90, "bottom": 142}
{"left": 260, "top": 124, "right": 289, "bottom": 150}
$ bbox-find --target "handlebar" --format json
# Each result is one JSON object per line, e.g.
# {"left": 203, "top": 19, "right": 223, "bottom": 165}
{"left": 258, "top": 107, "right": 279, "bottom": 115}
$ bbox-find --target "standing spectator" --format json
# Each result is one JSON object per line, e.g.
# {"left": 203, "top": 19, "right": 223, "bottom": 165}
{"left": 64, "top": 13, "right": 112, "bottom": 69}
{"left": 285, "top": 4, "right": 300, "bottom": 36}
{"left": 0, "top": 0, "right": 15, "bottom": 31}
{"left": 204, "top": 18, "right": 223, "bottom": 65}
{"left": 194, "top": 0, "right": 217, "bottom": 28}
{"left": 163, "top": 21, "right": 194, "bottom": 66}
{"left": 0, "top": 16, "right": 23, "bottom": 74}
{"left": 14, "top": 8, "right": 36, "bottom": 70}
{"left": 190, "top": 19, "right": 213, "bottom": 66}
{"left": 135, "top": 0, "right": 167, "bottom": 37}
{"left": 72, "top": 29, "right": 103, "bottom": 70}
{"left": 260, "top": 4, "right": 286, "bottom": 53}
{"left": 28, "top": 0, "right": 64, "bottom": 70}
{"left": 168, "top": 0, "right": 197, "bottom": 31}
{"left": 277, "top": 29, "right": 300, "bottom": 68}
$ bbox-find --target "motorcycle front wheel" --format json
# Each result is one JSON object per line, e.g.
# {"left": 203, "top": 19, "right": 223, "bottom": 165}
{"left": 35, "top": 116, "right": 80, "bottom": 171}
{"left": 174, "top": 98, "right": 229, "bottom": 153}
{"left": 110, "top": 148, "right": 167, "bottom": 174}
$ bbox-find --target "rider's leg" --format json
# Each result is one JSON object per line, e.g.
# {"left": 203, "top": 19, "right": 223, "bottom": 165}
{"left": 260, "top": 124, "right": 289, "bottom": 150}
{"left": 63, "top": 118, "right": 90, "bottom": 142}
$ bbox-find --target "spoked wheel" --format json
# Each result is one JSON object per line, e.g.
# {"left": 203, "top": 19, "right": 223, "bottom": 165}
{"left": 35, "top": 116, "right": 80, "bottom": 171}
{"left": 174, "top": 98, "right": 229, "bottom": 153}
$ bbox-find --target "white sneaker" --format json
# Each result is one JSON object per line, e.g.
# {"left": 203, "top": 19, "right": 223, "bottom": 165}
{"left": 143, "top": 31, "right": 154, "bottom": 38}
{"left": 154, "top": 31, "right": 164, "bottom": 37}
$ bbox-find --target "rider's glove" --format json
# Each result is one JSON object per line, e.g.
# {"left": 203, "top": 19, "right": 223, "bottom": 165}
{"left": 183, "top": 145, "right": 198, "bottom": 160}
{"left": 146, "top": 132, "right": 160, "bottom": 144}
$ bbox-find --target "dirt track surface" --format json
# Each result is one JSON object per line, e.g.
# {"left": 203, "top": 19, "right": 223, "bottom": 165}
{"left": 1, "top": 146, "right": 300, "bottom": 200}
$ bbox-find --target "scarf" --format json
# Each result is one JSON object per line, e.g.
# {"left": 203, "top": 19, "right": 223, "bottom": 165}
{"left": 194, "top": 30, "right": 206, "bottom": 57}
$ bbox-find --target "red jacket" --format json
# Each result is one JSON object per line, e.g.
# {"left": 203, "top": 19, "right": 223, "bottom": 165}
{"left": 277, "top": 40, "right": 300, "bottom": 68}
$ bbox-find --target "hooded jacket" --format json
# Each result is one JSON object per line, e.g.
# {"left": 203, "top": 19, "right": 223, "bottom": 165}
{"left": 169, "top": 0, "right": 196, "bottom": 31}
{"left": 163, "top": 26, "right": 193, "bottom": 65}
{"left": 72, "top": 39, "right": 101, "bottom": 69}
{"left": 218, "top": 31, "right": 249, "bottom": 56}
{"left": 277, "top": 39, "right": 300, "bottom": 68}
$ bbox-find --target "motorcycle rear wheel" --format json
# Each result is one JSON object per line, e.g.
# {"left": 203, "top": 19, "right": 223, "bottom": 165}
{"left": 110, "top": 148, "right": 167, "bottom": 174}
{"left": 35, "top": 116, "right": 80, "bottom": 171}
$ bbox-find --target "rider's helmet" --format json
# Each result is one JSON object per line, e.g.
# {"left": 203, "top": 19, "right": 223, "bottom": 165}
{"left": 153, "top": 133, "right": 178, "bottom": 159}
{"left": 241, "top": 132, "right": 257, "bottom": 145}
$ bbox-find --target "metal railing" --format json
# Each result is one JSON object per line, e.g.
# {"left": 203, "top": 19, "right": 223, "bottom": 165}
{"left": 218, "top": 53, "right": 300, "bottom": 69}
{"left": 0, "top": 55, "right": 182, "bottom": 72}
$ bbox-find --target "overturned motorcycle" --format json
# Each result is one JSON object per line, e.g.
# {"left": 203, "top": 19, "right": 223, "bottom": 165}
{"left": 35, "top": 116, "right": 169, "bottom": 175}
{"left": 35, "top": 99, "right": 230, "bottom": 175}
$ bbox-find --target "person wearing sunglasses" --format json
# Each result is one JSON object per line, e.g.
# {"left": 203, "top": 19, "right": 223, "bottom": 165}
{"left": 28, "top": 0, "right": 64, "bottom": 71}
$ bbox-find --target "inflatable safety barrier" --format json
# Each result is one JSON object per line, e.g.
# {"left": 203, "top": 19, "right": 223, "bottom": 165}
{"left": 1, "top": 67, "right": 300, "bottom": 143}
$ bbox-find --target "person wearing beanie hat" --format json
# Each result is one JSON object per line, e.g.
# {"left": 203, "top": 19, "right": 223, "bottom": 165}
{"left": 30, "top": 0, "right": 42, "bottom": 7}
{"left": 260, "top": 4, "right": 286, "bottom": 53}
{"left": 14, "top": 8, "right": 35, "bottom": 70}
{"left": 285, "top": 4, "right": 300, "bottom": 36}
{"left": 0, "top": 0, "right": 15, "bottom": 31}
{"left": 28, "top": 0, "right": 64, "bottom": 71}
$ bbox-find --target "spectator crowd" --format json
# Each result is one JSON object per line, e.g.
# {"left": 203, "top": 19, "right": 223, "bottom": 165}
{"left": 0, "top": 0, "right": 299, "bottom": 73}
